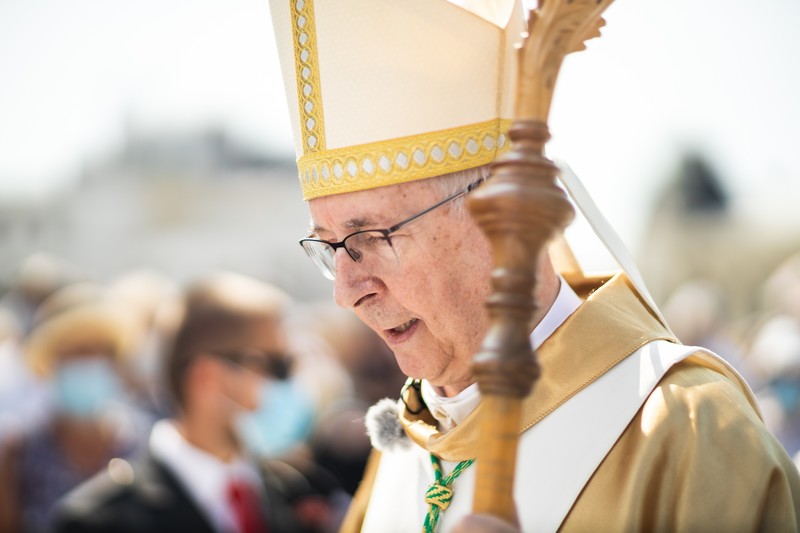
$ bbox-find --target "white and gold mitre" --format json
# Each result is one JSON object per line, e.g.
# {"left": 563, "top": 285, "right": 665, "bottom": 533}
{"left": 269, "top": 0, "right": 526, "bottom": 200}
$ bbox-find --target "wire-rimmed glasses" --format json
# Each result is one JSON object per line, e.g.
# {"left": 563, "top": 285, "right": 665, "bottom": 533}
{"left": 299, "top": 179, "right": 484, "bottom": 280}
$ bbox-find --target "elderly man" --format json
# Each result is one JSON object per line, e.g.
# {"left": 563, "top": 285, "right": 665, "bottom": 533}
{"left": 268, "top": 0, "right": 800, "bottom": 531}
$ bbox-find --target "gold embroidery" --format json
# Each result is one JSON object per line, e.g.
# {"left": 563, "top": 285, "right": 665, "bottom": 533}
{"left": 291, "top": 0, "right": 325, "bottom": 153}
{"left": 299, "top": 119, "right": 512, "bottom": 200}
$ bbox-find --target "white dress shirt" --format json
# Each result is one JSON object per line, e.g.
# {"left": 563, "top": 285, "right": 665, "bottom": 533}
{"left": 149, "top": 419, "right": 261, "bottom": 533}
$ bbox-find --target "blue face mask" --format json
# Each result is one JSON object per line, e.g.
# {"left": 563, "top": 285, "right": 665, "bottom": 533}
{"left": 54, "top": 358, "right": 121, "bottom": 419}
{"left": 771, "top": 378, "right": 800, "bottom": 414}
{"left": 237, "top": 378, "right": 315, "bottom": 458}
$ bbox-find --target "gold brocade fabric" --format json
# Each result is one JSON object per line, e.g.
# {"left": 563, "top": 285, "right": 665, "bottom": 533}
{"left": 399, "top": 272, "right": 677, "bottom": 462}
{"left": 342, "top": 272, "right": 800, "bottom": 532}
{"left": 562, "top": 362, "right": 800, "bottom": 532}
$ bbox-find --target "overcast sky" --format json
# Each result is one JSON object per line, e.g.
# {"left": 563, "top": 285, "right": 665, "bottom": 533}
{"left": 1, "top": 0, "right": 798, "bottom": 262}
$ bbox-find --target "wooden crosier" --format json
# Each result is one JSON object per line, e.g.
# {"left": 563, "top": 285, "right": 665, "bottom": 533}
{"left": 467, "top": 0, "right": 614, "bottom": 524}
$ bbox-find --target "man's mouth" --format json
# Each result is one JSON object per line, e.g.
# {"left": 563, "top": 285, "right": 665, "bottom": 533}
{"left": 385, "top": 318, "right": 419, "bottom": 341}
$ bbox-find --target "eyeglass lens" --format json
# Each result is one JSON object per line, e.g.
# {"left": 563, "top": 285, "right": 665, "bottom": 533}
{"left": 302, "top": 230, "right": 399, "bottom": 280}
{"left": 301, "top": 178, "right": 482, "bottom": 280}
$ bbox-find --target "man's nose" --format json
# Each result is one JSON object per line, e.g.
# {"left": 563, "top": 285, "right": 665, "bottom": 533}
{"left": 333, "top": 250, "right": 378, "bottom": 309}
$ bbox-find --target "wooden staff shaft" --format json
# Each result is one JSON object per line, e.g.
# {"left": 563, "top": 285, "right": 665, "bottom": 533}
{"left": 467, "top": 0, "right": 614, "bottom": 523}
{"left": 468, "top": 121, "right": 573, "bottom": 524}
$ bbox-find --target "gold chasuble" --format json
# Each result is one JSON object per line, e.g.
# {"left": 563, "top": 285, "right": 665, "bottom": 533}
{"left": 342, "top": 274, "right": 800, "bottom": 532}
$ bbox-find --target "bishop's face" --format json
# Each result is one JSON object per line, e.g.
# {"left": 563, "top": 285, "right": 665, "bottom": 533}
{"left": 307, "top": 178, "right": 493, "bottom": 397}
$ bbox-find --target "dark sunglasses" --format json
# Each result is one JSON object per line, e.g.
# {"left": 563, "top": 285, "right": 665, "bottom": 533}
{"left": 208, "top": 349, "right": 291, "bottom": 380}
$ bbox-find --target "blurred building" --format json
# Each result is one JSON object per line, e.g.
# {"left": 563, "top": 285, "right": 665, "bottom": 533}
{"left": 0, "top": 127, "right": 329, "bottom": 301}
{"left": 638, "top": 153, "right": 800, "bottom": 324}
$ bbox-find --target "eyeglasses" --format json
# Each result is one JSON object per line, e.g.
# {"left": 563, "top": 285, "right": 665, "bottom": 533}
{"left": 208, "top": 349, "right": 291, "bottom": 379}
{"left": 299, "top": 179, "right": 484, "bottom": 280}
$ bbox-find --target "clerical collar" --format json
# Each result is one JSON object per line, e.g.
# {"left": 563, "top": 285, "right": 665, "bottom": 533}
{"left": 421, "top": 276, "right": 583, "bottom": 431}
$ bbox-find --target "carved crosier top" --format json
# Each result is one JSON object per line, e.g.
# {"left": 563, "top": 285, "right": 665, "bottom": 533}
{"left": 517, "top": 0, "right": 612, "bottom": 121}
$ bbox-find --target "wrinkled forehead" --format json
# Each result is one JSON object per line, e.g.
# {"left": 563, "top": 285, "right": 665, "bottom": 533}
{"left": 307, "top": 179, "right": 437, "bottom": 237}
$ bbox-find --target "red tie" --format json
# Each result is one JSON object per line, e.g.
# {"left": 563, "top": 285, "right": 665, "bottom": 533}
{"left": 227, "top": 478, "right": 268, "bottom": 533}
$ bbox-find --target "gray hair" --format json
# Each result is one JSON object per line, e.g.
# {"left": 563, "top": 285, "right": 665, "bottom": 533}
{"left": 428, "top": 164, "right": 492, "bottom": 216}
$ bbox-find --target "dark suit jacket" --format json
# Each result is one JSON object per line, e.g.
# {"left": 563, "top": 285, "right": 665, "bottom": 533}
{"left": 52, "top": 453, "right": 301, "bottom": 533}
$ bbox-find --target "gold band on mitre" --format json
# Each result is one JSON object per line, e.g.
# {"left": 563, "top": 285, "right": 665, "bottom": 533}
{"left": 269, "top": 0, "right": 525, "bottom": 200}
{"left": 298, "top": 118, "right": 513, "bottom": 200}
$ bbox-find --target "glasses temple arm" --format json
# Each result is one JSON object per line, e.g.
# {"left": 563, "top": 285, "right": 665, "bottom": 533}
{"left": 386, "top": 179, "right": 484, "bottom": 234}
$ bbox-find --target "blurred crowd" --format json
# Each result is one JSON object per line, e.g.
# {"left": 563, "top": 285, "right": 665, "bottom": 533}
{"left": 0, "top": 253, "right": 406, "bottom": 533}
{"left": 2, "top": 249, "right": 800, "bottom": 532}
{"left": 660, "top": 252, "right": 800, "bottom": 463}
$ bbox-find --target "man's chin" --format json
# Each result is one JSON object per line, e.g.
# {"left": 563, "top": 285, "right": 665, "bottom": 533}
{"left": 392, "top": 354, "right": 432, "bottom": 384}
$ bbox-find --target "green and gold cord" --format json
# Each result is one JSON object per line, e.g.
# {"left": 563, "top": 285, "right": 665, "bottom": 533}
{"left": 422, "top": 454, "right": 475, "bottom": 533}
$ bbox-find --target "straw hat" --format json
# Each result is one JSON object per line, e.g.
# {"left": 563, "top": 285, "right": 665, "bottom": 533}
{"left": 269, "top": 0, "right": 525, "bottom": 200}
{"left": 25, "top": 300, "right": 140, "bottom": 376}
{"left": 32, "top": 281, "right": 106, "bottom": 328}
